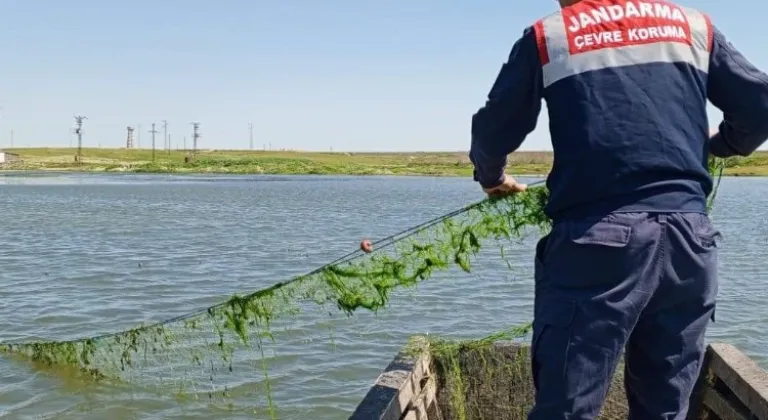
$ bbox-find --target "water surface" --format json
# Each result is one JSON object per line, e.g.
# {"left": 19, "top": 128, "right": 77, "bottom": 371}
{"left": 0, "top": 173, "right": 765, "bottom": 419}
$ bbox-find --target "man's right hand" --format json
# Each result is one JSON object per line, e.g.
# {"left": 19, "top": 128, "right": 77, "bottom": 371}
{"left": 482, "top": 174, "right": 527, "bottom": 197}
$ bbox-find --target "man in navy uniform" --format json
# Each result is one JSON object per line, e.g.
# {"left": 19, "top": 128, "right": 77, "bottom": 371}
{"left": 468, "top": 0, "right": 768, "bottom": 418}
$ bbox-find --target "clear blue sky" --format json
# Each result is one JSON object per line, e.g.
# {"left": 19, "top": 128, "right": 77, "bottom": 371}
{"left": 0, "top": 1, "right": 762, "bottom": 152}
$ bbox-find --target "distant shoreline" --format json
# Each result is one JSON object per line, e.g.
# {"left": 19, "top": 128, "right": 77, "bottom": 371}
{"left": 0, "top": 148, "right": 765, "bottom": 177}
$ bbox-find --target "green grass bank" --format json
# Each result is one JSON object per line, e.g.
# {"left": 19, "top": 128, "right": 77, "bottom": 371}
{"left": 0, "top": 148, "right": 766, "bottom": 177}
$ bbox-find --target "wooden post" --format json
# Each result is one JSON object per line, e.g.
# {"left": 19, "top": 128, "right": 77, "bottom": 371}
{"left": 695, "top": 343, "right": 768, "bottom": 419}
{"left": 349, "top": 338, "right": 438, "bottom": 420}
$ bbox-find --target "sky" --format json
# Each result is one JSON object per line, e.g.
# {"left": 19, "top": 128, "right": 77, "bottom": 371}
{"left": 0, "top": 0, "right": 764, "bottom": 152}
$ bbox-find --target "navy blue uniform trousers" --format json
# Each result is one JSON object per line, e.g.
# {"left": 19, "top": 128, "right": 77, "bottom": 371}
{"left": 528, "top": 212, "right": 719, "bottom": 420}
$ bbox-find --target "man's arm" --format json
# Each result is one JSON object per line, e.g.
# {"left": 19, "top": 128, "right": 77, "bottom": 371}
{"left": 469, "top": 27, "right": 543, "bottom": 189}
{"left": 708, "top": 26, "right": 768, "bottom": 157}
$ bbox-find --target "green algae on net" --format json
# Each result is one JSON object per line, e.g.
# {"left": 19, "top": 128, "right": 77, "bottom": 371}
{"left": 0, "top": 158, "right": 725, "bottom": 409}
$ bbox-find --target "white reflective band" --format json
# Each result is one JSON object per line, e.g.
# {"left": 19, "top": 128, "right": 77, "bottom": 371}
{"left": 537, "top": 3, "right": 712, "bottom": 88}
{"left": 542, "top": 41, "right": 710, "bottom": 88}
{"left": 679, "top": 6, "right": 712, "bottom": 52}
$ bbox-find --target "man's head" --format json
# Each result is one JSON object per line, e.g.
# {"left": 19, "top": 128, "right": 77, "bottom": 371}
{"left": 558, "top": 0, "right": 583, "bottom": 7}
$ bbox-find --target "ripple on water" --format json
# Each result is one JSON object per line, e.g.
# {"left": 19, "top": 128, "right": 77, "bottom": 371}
{"left": 0, "top": 175, "right": 766, "bottom": 419}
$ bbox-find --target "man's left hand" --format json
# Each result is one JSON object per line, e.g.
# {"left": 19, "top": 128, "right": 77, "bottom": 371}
{"left": 482, "top": 174, "right": 527, "bottom": 197}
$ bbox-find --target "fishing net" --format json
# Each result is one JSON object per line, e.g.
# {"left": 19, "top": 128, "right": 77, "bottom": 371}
{"left": 0, "top": 158, "right": 725, "bottom": 419}
{"left": 410, "top": 337, "right": 630, "bottom": 420}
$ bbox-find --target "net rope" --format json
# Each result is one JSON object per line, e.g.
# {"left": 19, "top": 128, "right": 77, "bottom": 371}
{"left": 6, "top": 178, "right": 546, "bottom": 348}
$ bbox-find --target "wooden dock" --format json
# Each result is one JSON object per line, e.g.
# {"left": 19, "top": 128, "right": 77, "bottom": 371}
{"left": 349, "top": 340, "right": 768, "bottom": 420}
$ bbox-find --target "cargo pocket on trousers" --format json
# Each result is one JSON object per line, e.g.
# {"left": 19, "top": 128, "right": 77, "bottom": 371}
{"left": 696, "top": 228, "right": 722, "bottom": 250}
{"left": 569, "top": 220, "right": 632, "bottom": 247}
{"left": 554, "top": 219, "right": 632, "bottom": 289}
{"left": 692, "top": 214, "right": 722, "bottom": 252}
{"left": 531, "top": 298, "right": 576, "bottom": 392}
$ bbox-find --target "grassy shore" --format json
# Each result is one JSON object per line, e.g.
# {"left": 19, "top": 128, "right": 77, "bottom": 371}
{"left": 1, "top": 147, "right": 767, "bottom": 176}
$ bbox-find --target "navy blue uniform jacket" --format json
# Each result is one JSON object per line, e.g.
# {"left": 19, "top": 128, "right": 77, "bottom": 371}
{"left": 469, "top": 0, "right": 768, "bottom": 221}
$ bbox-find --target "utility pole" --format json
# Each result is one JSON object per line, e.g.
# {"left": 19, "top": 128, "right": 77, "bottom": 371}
{"left": 191, "top": 122, "right": 200, "bottom": 155}
{"left": 162, "top": 120, "right": 168, "bottom": 154}
{"left": 183, "top": 136, "right": 187, "bottom": 151}
{"left": 149, "top": 123, "right": 158, "bottom": 161}
{"left": 74, "top": 115, "right": 86, "bottom": 162}
{"left": 249, "top": 123, "right": 254, "bottom": 150}
{"left": 126, "top": 126, "right": 135, "bottom": 148}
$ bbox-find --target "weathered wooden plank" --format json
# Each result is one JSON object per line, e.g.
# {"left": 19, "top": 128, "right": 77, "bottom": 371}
{"left": 348, "top": 348, "right": 431, "bottom": 420}
{"left": 703, "top": 387, "right": 749, "bottom": 420}
{"left": 403, "top": 376, "right": 437, "bottom": 420}
{"left": 395, "top": 355, "right": 431, "bottom": 420}
{"left": 351, "top": 340, "right": 768, "bottom": 420}
{"left": 708, "top": 342, "right": 768, "bottom": 419}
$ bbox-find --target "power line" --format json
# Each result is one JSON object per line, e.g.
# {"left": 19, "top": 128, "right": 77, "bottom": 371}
{"left": 162, "top": 120, "right": 169, "bottom": 155}
{"left": 149, "top": 123, "right": 159, "bottom": 162}
{"left": 249, "top": 123, "right": 253, "bottom": 150}
{"left": 74, "top": 115, "right": 86, "bottom": 163}
{"left": 191, "top": 122, "right": 200, "bottom": 155}
{"left": 126, "top": 126, "right": 135, "bottom": 149}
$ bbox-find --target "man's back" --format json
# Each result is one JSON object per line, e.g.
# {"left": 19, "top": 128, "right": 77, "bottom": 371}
{"left": 539, "top": 0, "right": 712, "bottom": 220}
{"left": 469, "top": 0, "right": 768, "bottom": 221}
{"left": 468, "top": 1, "right": 768, "bottom": 419}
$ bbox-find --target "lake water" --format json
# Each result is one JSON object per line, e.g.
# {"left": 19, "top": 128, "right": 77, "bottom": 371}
{"left": 0, "top": 173, "right": 766, "bottom": 419}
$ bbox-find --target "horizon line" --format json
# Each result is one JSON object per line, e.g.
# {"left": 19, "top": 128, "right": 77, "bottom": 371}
{"left": 0, "top": 147, "right": 555, "bottom": 154}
